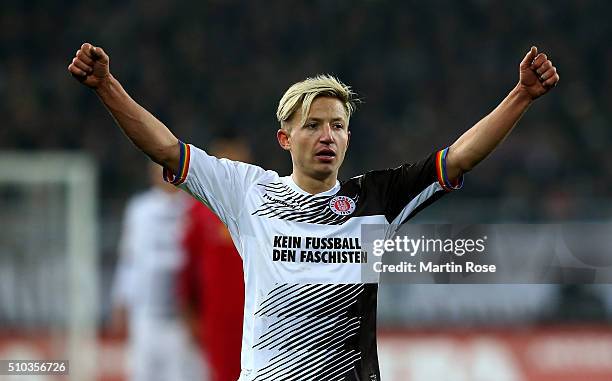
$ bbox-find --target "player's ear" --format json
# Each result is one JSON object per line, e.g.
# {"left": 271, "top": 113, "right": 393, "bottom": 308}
{"left": 347, "top": 130, "right": 351, "bottom": 149}
{"left": 277, "top": 128, "right": 291, "bottom": 151}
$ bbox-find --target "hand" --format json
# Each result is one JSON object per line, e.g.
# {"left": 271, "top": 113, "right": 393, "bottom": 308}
{"left": 67, "top": 42, "right": 110, "bottom": 89}
{"left": 518, "top": 46, "right": 560, "bottom": 100}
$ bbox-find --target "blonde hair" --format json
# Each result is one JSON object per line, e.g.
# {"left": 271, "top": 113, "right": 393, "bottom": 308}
{"left": 276, "top": 74, "right": 358, "bottom": 129}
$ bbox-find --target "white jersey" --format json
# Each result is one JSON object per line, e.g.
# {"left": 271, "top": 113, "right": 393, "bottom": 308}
{"left": 164, "top": 141, "right": 462, "bottom": 381}
{"left": 112, "top": 188, "right": 204, "bottom": 381}
{"left": 112, "top": 188, "right": 190, "bottom": 320}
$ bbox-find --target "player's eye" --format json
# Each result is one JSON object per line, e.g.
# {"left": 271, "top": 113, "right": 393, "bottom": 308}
{"left": 304, "top": 123, "right": 317, "bottom": 129}
{"left": 333, "top": 123, "right": 344, "bottom": 129}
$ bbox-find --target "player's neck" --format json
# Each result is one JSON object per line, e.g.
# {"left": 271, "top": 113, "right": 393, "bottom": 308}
{"left": 291, "top": 171, "right": 337, "bottom": 195}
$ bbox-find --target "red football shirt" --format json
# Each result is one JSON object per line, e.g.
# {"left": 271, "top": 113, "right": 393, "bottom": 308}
{"left": 180, "top": 200, "right": 244, "bottom": 381}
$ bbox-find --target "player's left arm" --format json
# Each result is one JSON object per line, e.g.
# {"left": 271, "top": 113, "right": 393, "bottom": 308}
{"left": 445, "top": 46, "right": 559, "bottom": 181}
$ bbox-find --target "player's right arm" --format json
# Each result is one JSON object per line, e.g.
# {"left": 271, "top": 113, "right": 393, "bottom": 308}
{"left": 68, "top": 42, "right": 180, "bottom": 174}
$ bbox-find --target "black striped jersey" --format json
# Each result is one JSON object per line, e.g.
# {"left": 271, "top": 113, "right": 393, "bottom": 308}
{"left": 164, "top": 141, "right": 462, "bottom": 381}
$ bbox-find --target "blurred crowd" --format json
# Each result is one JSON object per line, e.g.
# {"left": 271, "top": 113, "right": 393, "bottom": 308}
{"left": 2, "top": 0, "right": 611, "bottom": 221}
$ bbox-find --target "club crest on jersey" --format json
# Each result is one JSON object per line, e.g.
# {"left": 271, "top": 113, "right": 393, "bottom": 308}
{"left": 329, "top": 195, "right": 356, "bottom": 216}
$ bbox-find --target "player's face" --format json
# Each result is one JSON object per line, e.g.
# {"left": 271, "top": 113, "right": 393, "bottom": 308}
{"left": 279, "top": 96, "right": 350, "bottom": 183}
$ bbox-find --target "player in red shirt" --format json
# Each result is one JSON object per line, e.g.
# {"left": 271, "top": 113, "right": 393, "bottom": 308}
{"left": 179, "top": 137, "right": 252, "bottom": 381}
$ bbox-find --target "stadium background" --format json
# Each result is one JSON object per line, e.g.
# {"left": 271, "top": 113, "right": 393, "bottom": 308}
{"left": 1, "top": 1, "right": 611, "bottom": 380}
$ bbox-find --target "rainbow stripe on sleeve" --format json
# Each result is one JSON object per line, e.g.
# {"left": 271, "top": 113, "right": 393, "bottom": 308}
{"left": 162, "top": 141, "right": 191, "bottom": 185}
{"left": 435, "top": 147, "right": 464, "bottom": 191}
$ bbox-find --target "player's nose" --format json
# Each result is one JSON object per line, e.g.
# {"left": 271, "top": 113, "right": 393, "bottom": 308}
{"left": 319, "top": 124, "right": 334, "bottom": 144}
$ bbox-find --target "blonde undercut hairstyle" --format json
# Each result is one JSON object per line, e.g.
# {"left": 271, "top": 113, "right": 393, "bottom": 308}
{"left": 276, "top": 74, "right": 358, "bottom": 130}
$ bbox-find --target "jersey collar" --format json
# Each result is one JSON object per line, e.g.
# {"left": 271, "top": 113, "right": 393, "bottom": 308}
{"left": 282, "top": 175, "right": 340, "bottom": 197}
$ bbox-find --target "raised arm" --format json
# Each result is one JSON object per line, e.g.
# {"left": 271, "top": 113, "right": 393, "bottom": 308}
{"left": 445, "top": 46, "right": 560, "bottom": 181}
{"left": 68, "top": 43, "right": 181, "bottom": 173}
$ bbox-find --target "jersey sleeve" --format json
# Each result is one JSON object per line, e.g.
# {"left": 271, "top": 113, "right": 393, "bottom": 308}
{"left": 162, "top": 141, "right": 266, "bottom": 225}
{"left": 365, "top": 147, "right": 464, "bottom": 224}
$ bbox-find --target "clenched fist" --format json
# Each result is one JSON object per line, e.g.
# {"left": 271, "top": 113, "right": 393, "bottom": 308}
{"left": 519, "top": 46, "right": 560, "bottom": 100}
{"left": 68, "top": 42, "right": 110, "bottom": 89}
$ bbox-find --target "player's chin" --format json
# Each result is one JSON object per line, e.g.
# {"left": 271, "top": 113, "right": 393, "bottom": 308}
{"left": 309, "top": 159, "right": 332, "bottom": 170}
{"left": 313, "top": 156, "right": 338, "bottom": 168}
{"left": 311, "top": 160, "right": 341, "bottom": 178}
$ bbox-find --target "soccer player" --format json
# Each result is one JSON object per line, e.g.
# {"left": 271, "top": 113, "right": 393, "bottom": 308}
{"left": 179, "top": 136, "right": 251, "bottom": 381}
{"left": 70, "top": 42, "right": 559, "bottom": 380}
{"left": 110, "top": 162, "right": 204, "bottom": 381}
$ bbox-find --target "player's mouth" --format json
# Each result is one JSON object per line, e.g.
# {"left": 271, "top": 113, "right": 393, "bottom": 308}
{"left": 314, "top": 148, "right": 336, "bottom": 163}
